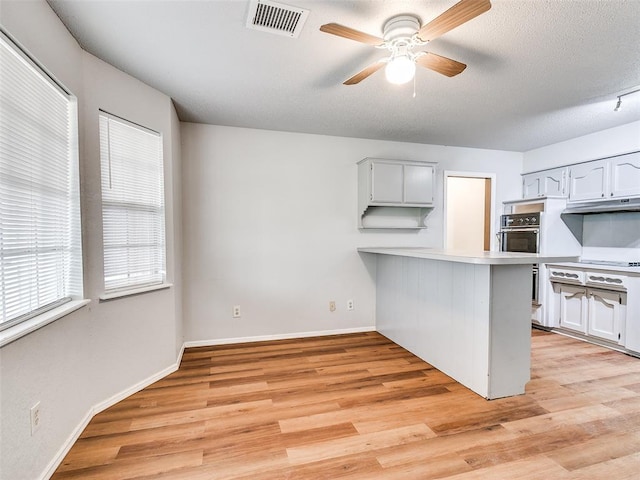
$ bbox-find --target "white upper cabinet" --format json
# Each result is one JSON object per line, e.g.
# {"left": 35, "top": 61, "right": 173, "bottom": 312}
{"left": 568, "top": 159, "right": 608, "bottom": 202}
{"left": 403, "top": 164, "right": 435, "bottom": 204}
{"left": 359, "top": 158, "right": 435, "bottom": 207}
{"left": 568, "top": 152, "right": 640, "bottom": 203}
{"left": 522, "top": 167, "right": 566, "bottom": 198}
{"left": 357, "top": 158, "right": 436, "bottom": 228}
{"left": 371, "top": 161, "right": 404, "bottom": 203}
{"left": 609, "top": 152, "right": 640, "bottom": 199}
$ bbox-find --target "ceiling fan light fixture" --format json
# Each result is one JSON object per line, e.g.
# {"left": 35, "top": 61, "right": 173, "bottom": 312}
{"left": 385, "top": 55, "right": 416, "bottom": 85}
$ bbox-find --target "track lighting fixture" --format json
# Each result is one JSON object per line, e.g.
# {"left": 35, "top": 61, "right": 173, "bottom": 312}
{"left": 614, "top": 97, "right": 622, "bottom": 112}
{"left": 614, "top": 88, "right": 640, "bottom": 112}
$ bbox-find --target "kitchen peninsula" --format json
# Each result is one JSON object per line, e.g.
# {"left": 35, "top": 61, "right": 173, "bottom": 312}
{"left": 358, "top": 248, "right": 579, "bottom": 399}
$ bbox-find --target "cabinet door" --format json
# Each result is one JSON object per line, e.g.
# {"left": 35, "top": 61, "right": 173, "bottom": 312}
{"left": 558, "top": 285, "right": 588, "bottom": 333}
{"left": 404, "top": 164, "right": 434, "bottom": 204}
{"left": 522, "top": 174, "right": 542, "bottom": 198}
{"left": 522, "top": 168, "right": 566, "bottom": 198}
{"left": 587, "top": 289, "right": 623, "bottom": 343}
{"left": 609, "top": 152, "right": 640, "bottom": 199}
{"left": 371, "top": 162, "right": 403, "bottom": 203}
{"left": 568, "top": 160, "right": 608, "bottom": 202}
{"left": 541, "top": 168, "right": 566, "bottom": 196}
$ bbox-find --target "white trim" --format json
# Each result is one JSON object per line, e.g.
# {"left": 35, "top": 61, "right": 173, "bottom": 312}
{"left": 184, "top": 326, "right": 376, "bottom": 348}
{"left": 39, "top": 344, "right": 185, "bottom": 480}
{"left": 92, "top": 360, "right": 180, "bottom": 413}
{"left": 99, "top": 283, "right": 173, "bottom": 301}
{"left": 0, "top": 300, "right": 90, "bottom": 348}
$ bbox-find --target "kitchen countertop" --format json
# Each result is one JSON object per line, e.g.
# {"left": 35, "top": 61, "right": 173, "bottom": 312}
{"left": 357, "top": 247, "right": 579, "bottom": 265}
{"left": 547, "top": 262, "right": 640, "bottom": 276}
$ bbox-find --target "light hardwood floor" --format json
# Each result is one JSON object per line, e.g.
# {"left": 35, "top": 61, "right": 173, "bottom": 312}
{"left": 52, "top": 330, "right": 640, "bottom": 479}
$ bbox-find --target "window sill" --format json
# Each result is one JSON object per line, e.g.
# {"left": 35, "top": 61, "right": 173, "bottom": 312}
{"left": 99, "top": 283, "right": 172, "bottom": 301}
{"left": 0, "top": 299, "right": 91, "bottom": 348}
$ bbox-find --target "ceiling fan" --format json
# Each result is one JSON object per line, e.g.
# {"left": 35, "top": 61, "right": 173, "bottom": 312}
{"left": 320, "top": 0, "right": 491, "bottom": 85}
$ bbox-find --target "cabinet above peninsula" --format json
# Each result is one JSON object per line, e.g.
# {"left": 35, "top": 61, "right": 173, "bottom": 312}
{"left": 357, "top": 158, "right": 436, "bottom": 229}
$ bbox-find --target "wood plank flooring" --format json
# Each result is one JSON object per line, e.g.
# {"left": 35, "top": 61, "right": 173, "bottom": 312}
{"left": 51, "top": 330, "right": 640, "bottom": 479}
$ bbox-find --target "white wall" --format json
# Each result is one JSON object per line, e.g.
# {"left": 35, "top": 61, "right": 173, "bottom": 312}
{"left": 0, "top": 2, "right": 183, "bottom": 479}
{"left": 181, "top": 124, "right": 522, "bottom": 343}
{"left": 523, "top": 121, "right": 640, "bottom": 173}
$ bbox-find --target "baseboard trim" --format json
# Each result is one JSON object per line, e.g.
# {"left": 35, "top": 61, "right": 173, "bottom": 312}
{"left": 40, "top": 409, "right": 94, "bottom": 480}
{"left": 183, "top": 326, "right": 376, "bottom": 348}
{"left": 40, "top": 346, "right": 185, "bottom": 480}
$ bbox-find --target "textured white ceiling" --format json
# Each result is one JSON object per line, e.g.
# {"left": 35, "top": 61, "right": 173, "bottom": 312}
{"left": 46, "top": 0, "right": 640, "bottom": 152}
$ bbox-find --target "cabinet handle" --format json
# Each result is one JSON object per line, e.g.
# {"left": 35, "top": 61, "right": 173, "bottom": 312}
{"left": 589, "top": 276, "right": 605, "bottom": 282}
{"left": 605, "top": 278, "right": 623, "bottom": 284}
{"left": 551, "top": 271, "right": 566, "bottom": 277}
{"left": 566, "top": 273, "right": 579, "bottom": 279}
{"left": 566, "top": 291, "right": 585, "bottom": 300}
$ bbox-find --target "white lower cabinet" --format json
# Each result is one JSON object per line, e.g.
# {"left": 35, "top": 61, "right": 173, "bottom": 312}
{"left": 551, "top": 275, "right": 626, "bottom": 346}
{"left": 587, "top": 289, "right": 625, "bottom": 343}
{"left": 557, "top": 284, "right": 588, "bottom": 334}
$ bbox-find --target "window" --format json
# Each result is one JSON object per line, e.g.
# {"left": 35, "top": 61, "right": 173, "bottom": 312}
{"left": 99, "top": 112, "right": 166, "bottom": 293}
{"left": 0, "top": 30, "right": 83, "bottom": 331}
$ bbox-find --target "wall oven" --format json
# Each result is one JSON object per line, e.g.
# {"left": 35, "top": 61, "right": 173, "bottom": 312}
{"left": 499, "top": 213, "right": 540, "bottom": 254}
{"left": 500, "top": 213, "right": 540, "bottom": 303}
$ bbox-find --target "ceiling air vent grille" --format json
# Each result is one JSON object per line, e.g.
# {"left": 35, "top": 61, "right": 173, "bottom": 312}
{"left": 247, "top": 0, "right": 310, "bottom": 38}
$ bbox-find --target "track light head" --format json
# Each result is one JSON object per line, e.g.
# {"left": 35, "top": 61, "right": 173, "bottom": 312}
{"left": 613, "top": 87, "right": 640, "bottom": 112}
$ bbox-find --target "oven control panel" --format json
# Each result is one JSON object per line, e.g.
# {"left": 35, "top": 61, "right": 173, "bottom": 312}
{"left": 501, "top": 212, "right": 540, "bottom": 228}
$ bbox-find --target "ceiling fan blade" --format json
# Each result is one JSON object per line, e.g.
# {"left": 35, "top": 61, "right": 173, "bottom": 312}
{"left": 320, "top": 23, "right": 384, "bottom": 46}
{"left": 344, "top": 61, "right": 385, "bottom": 85}
{"left": 416, "top": 53, "right": 466, "bottom": 77}
{"left": 417, "top": 0, "right": 491, "bottom": 42}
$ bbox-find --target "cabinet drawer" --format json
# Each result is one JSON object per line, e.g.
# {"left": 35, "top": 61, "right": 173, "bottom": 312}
{"left": 585, "top": 271, "right": 626, "bottom": 291}
{"left": 549, "top": 268, "right": 584, "bottom": 284}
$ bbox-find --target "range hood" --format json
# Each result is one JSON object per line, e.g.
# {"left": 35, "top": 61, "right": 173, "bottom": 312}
{"left": 563, "top": 197, "right": 640, "bottom": 214}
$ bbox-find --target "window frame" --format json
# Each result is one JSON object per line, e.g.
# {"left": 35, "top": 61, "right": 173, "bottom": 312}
{"left": 98, "top": 110, "right": 169, "bottom": 299}
{"left": 0, "top": 28, "right": 86, "bottom": 345}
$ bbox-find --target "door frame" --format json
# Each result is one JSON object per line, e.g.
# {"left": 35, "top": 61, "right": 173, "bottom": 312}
{"left": 443, "top": 171, "right": 497, "bottom": 251}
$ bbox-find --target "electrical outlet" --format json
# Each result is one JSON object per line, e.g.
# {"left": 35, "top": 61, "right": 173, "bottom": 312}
{"left": 30, "top": 402, "right": 41, "bottom": 435}
{"left": 329, "top": 301, "right": 336, "bottom": 312}
{"left": 347, "top": 299, "right": 354, "bottom": 311}
{"left": 232, "top": 305, "right": 241, "bottom": 318}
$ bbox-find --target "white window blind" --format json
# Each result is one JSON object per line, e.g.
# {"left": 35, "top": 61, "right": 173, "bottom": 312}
{"left": 0, "top": 31, "right": 82, "bottom": 330}
{"left": 99, "top": 113, "right": 166, "bottom": 292}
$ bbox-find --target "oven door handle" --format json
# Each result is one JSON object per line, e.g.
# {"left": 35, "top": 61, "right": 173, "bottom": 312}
{"left": 499, "top": 228, "right": 540, "bottom": 233}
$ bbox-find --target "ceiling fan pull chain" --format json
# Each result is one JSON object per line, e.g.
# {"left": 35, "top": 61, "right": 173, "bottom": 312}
{"left": 413, "top": 73, "right": 417, "bottom": 98}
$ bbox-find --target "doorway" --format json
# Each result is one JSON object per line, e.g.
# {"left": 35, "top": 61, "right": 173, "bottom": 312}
{"left": 444, "top": 172, "right": 495, "bottom": 251}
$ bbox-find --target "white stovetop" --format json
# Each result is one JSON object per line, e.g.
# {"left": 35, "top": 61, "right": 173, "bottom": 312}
{"left": 357, "top": 247, "right": 578, "bottom": 265}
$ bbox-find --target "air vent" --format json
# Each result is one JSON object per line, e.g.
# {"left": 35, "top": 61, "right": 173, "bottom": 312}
{"left": 246, "top": 0, "right": 310, "bottom": 38}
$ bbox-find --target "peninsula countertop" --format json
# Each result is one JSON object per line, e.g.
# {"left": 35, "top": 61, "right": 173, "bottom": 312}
{"left": 357, "top": 247, "right": 579, "bottom": 265}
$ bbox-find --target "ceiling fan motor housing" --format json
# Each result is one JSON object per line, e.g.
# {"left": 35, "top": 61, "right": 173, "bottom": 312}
{"left": 383, "top": 15, "right": 421, "bottom": 44}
